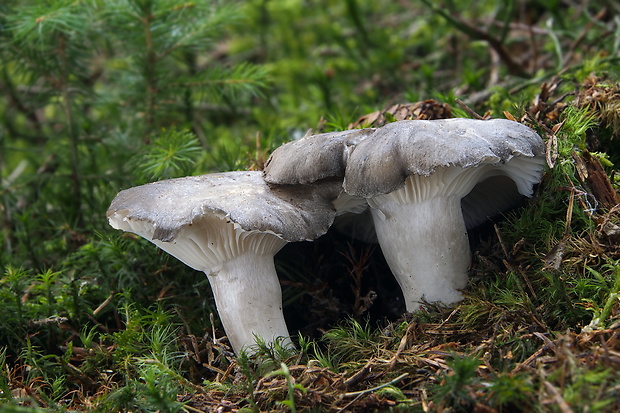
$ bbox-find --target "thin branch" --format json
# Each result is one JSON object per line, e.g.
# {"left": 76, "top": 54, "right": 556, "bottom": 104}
{"left": 343, "top": 372, "right": 409, "bottom": 397}
{"left": 421, "top": 0, "right": 530, "bottom": 77}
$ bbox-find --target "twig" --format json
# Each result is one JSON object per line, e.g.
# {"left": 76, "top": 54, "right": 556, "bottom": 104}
{"left": 338, "top": 373, "right": 409, "bottom": 412}
{"left": 388, "top": 322, "right": 416, "bottom": 369}
{"left": 455, "top": 98, "right": 484, "bottom": 119}
{"left": 210, "top": 313, "right": 217, "bottom": 345}
{"left": 93, "top": 292, "right": 115, "bottom": 316}
{"left": 513, "top": 332, "right": 559, "bottom": 374}
{"left": 512, "top": 345, "right": 545, "bottom": 373}
{"left": 533, "top": 332, "right": 556, "bottom": 350}
{"left": 420, "top": 0, "right": 529, "bottom": 77}
{"left": 183, "top": 404, "right": 205, "bottom": 413}
{"left": 343, "top": 373, "right": 408, "bottom": 397}
{"left": 494, "top": 224, "right": 537, "bottom": 299}
{"left": 564, "top": 185, "right": 575, "bottom": 236}
{"left": 219, "top": 360, "right": 235, "bottom": 382}
{"left": 343, "top": 358, "right": 375, "bottom": 389}
{"left": 544, "top": 381, "right": 575, "bottom": 413}
{"left": 516, "top": 267, "right": 538, "bottom": 300}
{"left": 564, "top": 8, "right": 608, "bottom": 65}
{"left": 437, "top": 306, "right": 460, "bottom": 329}
{"left": 85, "top": 313, "right": 110, "bottom": 334}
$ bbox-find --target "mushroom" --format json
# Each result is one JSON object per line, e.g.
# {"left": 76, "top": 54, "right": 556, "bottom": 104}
{"left": 264, "top": 128, "right": 375, "bottom": 186}
{"left": 343, "top": 118, "right": 545, "bottom": 310}
{"left": 264, "top": 127, "right": 376, "bottom": 239}
{"left": 107, "top": 171, "right": 339, "bottom": 354}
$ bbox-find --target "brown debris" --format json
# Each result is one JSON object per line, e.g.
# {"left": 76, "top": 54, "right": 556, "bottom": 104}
{"left": 348, "top": 100, "right": 452, "bottom": 129}
{"left": 597, "top": 204, "right": 620, "bottom": 244}
{"left": 5, "top": 305, "right": 618, "bottom": 412}
{"left": 526, "top": 80, "right": 571, "bottom": 128}
{"left": 581, "top": 150, "right": 620, "bottom": 210}
{"left": 576, "top": 75, "right": 620, "bottom": 136}
{"left": 166, "top": 302, "right": 620, "bottom": 412}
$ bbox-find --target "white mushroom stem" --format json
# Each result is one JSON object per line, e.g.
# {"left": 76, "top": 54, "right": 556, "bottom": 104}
{"left": 370, "top": 195, "right": 470, "bottom": 310}
{"left": 109, "top": 214, "right": 293, "bottom": 355}
{"left": 367, "top": 160, "right": 541, "bottom": 311}
{"left": 206, "top": 251, "right": 292, "bottom": 354}
{"left": 153, "top": 221, "right": 292, "bottom": 355}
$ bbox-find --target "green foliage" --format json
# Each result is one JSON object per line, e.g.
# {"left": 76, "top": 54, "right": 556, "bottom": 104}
{"left": 431, "top": 354, "right": 481, "bottom": 410}
{"left": 582, "top": 264, "right": 620, "bottom": 330}
{"left": 135, "top": 360, "right": 186, "bottom": 413}
{"left": 96, "top": 360, "right": 186, "bottom": 413}
{"left": 486, "top": 373, "right": 534, "bottom": 409}
{"left": 0, "top": 266, "right": 70, "bottom": 350}
{"left": 96, "top": 0, "right": 268, "bottom": 135}
{"left": 93, "top": 305, "right": 189, "bottom": 411}
{"left": 133, "top": 128, "right": 203, "bottom": 182}
{"left": 268, "top": 362, "right": 307, "bottom": 412}
{"left": 0, "top": 347, "right": 10, "bottom": 402}
{"left": 235, "top": 350, "right": 260, "bottom": 412}
{"left": 558, "top": 105, "right": 598, "bottom": 156}
{"left": 321, "top": 318, "right": 378, "bottom": 362}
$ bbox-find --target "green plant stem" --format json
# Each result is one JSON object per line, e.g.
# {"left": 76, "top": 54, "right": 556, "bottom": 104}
{"left": 600, "top": 266, "right": 620, "bottom": 324}
{"left": 344, "top": 373, "right": 408, "bottom": 397}
{"left": 57, "top": 33, "right": 83, "bottom": 226}
{"left": 345, "top": 0, "right": 371, "bottom": 55}
{"left": 281, "top": 362, "right": 297, "bottom": 413}
{"left": 0, "top": 135, "right": 10, "bottom": 257}
{"left": 546, "top": 18, "right": 564, "bottom": 71}
{"left": 142, "top": 11, "right": 157, "bottom": 139}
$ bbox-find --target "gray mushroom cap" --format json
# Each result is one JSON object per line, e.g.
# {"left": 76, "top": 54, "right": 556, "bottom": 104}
{"left": 107, "top": 171, "right": 339, "bottom": 244}
{"left": 264, "top": 128, "right": 375, "bottom": 185}
{"left": 344, "top": 118, "right": 545, "bottom": 198}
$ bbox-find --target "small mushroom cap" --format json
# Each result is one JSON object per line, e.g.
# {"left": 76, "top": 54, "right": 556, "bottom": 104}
{"left": 264, "top": 128, "right": 375, "bottom": 185}
{"left": 344, "top": 118, "right": 545, "bottom": 198}
{"left": 107, "top": 171, "right": 339, "bottom": 243}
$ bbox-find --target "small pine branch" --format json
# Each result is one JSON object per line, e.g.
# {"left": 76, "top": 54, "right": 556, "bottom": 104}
{"left": 133, "top": 128, "right": 202, "bottom": 181}
{"left": 170, "top": 62, "right": 269, "bottom": 102}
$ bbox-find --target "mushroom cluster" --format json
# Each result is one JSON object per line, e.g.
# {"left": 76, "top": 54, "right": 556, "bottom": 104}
{"left": 108, "top": 118, "right": 544, "bottom": 354}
